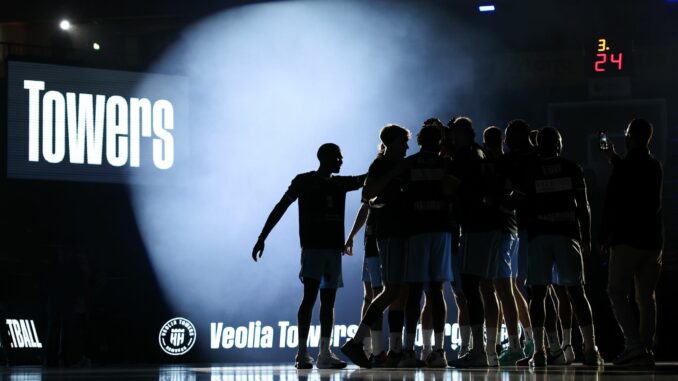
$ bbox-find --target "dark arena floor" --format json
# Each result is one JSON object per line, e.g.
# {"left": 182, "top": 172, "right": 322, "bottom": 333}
{"left": 3, "top": 364, "right": 678, "bottom": 381}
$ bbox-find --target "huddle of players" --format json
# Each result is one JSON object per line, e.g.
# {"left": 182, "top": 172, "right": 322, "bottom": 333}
{"left": 339, "top": 117, "right": 603, "bottom": 369}
{"left": 253, "top": 116, "right": 602, "bottom": 370}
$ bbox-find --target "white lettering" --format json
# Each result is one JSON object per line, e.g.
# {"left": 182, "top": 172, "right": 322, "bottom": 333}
{"left": 42, "top": 90, "right": 66, "bottom": 163}
{"left": 105, "top": 95, "right": 129, "bottom": 167}
{"left": 5, "top": 319, "right": 17, "bottom": 348}
{"left": 11, "top": 320, "right": 24, "bottom": 348}
{"left": 30, "top": 320, "right": 42, "bottom": 348}
{"left": 210, "top": 322, "right": 223, "bottom": 349}
{"left": 253, "top": 321, "right": 261, "bottom": 348}
{"left": 286, "top": 325, "right": 298, "bottom": 348}
{"left": 260, "top": 326, "right": 274, "bottom": 348}
{"left": 66, "top": 92, "right": 88, "bottom": 164}
{"left": 152, "top": 100, "right": 174, "bottom": 169}
{"left": 278, "top": 321, "right": 289, "bottom": 348}
{"left": 19, "top": 319, "right": 33, "bottom": 348}
{"left": 24, "top": 80, "right": 45, "bottom": 162}
{"left": 222, "top": 327, "right": 235, "bottom": 349}
{"left": 247, "top": 321, "right": 255, "bottom": 349}
{"left": 23, "top": 81, "right": 174, "bottom": 169}
{"left": 129, "top": 98, "right": 152, "bottom": 167}
{"left": 346, "top": 325, "right": 358, "bottom": 343}
{"left": 235, "top": 326, "right": 247, "bottom": 349}
{"left": 332, "top": 325, "right": 346, "bottom": 347}
{"left": 307, "top": 325, "right": 321, "bottom": 348}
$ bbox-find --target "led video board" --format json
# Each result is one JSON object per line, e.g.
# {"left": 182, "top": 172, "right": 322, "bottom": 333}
{"left": 7, "top": 60, "right": 188, "bottom": 184}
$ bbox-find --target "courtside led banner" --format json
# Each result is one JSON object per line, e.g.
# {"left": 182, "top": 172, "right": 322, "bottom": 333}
{"left": 7, "top": 61, "right": 188, "bottom": 184}
{"left": 157, "top": 318, "right": 504, "bottom": 358}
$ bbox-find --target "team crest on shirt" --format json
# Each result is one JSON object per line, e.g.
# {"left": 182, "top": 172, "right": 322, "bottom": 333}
{"left": 159, "top": 317, "right": 196, "bottom": 355}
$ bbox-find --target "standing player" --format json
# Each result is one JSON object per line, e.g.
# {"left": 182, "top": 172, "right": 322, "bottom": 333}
{"left": 442, "top": 121, "right": 472, "bottom": 360}
{"left": 446, "top": 117, "right": 494, "bottom": 368}
{"left": 518, "top": 127, "right": 603, "bottom": 367}
{"left": 481, "top": 126, "right": 525, "bottom": 366}
{"left": 344, "top": 144, "right": 387, "bottom": 365}
{"left": 503, "top": 120, "right": 536, "bottom": 362}
{"left": 400, "top": 124, "right": 453, "bottom": 368}
{"left": 252, "top": 143, "right": 365, "bottom": 369}
{"left": 342, "top": 124, "right": 411, "bottom": 368}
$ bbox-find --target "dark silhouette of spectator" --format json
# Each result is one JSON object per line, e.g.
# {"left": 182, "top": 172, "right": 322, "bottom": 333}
{"left": 600, "top": 118, "right": 664, "bottom": 367}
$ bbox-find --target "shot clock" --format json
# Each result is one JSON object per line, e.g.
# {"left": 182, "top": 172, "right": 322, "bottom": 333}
{"left": 594, "top": 38, "right": 623, "bottom": 73}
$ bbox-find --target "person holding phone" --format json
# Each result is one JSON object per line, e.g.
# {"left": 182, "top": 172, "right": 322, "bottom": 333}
{"left": 600, "top": 119, "right": 664, "bottom": 367}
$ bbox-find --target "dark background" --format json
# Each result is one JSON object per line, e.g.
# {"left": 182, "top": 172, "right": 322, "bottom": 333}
{"left": 1, "top": 0, "right": 677, "bottom": 365}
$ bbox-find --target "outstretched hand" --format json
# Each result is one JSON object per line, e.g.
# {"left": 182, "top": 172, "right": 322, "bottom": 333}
{"left": 252, "top": 238, "right": 265, "bottom": 262}
{"left": 344, "top": 237, "right": 354, "bottom": 256}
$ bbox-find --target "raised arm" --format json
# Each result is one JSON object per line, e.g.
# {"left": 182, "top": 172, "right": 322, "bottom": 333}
{"left": 344, "top": 202, "right": 369, "bottom": 256}
{"left": 252, "top": 195, "right": 294, "bottom": 262}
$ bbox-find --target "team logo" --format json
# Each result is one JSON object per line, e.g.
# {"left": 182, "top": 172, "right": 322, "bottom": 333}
{"left": 159, "top": 317, "right": 196, "bottom": 356}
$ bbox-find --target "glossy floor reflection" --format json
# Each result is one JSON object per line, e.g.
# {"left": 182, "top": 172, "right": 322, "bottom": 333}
{"left": 2, "top": 364, "right": 678, "bottom": 381}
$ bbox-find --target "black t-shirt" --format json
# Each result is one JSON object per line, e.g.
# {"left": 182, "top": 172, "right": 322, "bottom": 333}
{"left": 600, "top": 149, "right": 664, "bottom": 251}
{"left": 366, "top": 156, "right": 407, "bottom": 240}
{"left": 403, "top": 151, "right": 451, "bottom": 235}
{"left": 364, "top": 208, "right": 379, "bottom": 258}
{"left": 285, "top": 171, "right": 365, "bottom": 250}
{"left": 504, "top": 148, "right": 539, "bottom": 230}
{"left": 480, "top": 151, "right": 519, "bottom": 235}
{"left": 521, "top": 156, "right": 586, "bottom": 240}
{"left": 449, "top": 144, "right": 499, "bottom": 232}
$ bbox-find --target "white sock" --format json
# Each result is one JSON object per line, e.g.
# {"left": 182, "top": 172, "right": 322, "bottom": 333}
{"left": 486, "top": 327, "right": 497, "bottom": 354}
{"left": 434, "top": 332, "right": 445, "bottom": 350}
{"left": 509, "top": 335, "right": 520, "bottom": 350}
{"left": 523, "top": 326, "right": 534, "bottom": 340}
{"left": 580, "top": 325, "right": 596, "bottom": 351}
{"left": 461, "top": 325, "right": 472, "bottom": 351}
{"left": 389, "top": 332, "right": 403, "bottom": 352}
{"left": 423, "top": 329, "right": 433, "bottom": 348}
{"left": 561, "top": 328, "right": 572, "bottom": 347}
{"left": 546, "top": 331, "right": 560, "bottom": 354}
{"left": 362, "top": 337, "right": 372, "bottom": 355}
{"left": 320, "top": 337, "right": 331, "bottom": 354}
{"left": 371, "top": 330, "right": 384, "bottom": 354}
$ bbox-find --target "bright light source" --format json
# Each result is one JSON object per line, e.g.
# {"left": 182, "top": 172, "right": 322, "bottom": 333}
{"left": 478, "top": 5, "right": 496, "bottom": 12}
{"left": 93, "top": 42, "right": 101, "bottom": 50}
{"left": 59, "top": 20, "right": 71, "bottom": 30}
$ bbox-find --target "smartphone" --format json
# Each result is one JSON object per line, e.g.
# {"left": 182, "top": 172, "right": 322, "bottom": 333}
{"left": 599, "top": 131, "right": 609, "bottom": 150}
